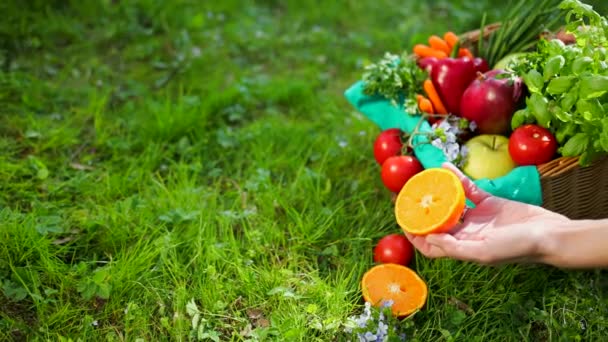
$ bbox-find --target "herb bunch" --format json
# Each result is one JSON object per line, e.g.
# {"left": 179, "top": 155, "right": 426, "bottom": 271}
{"left": 510, "top": 0, "right": 608, "bottom": 166}
{"left": 361, "top": 52, "right": 428, "bottom": 114}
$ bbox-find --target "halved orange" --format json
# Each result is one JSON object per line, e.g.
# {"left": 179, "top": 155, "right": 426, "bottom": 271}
{"left": 395, "top": 168, "right": 465, "bottom": 235}
{"left": 361, "top": 264, "right": 428, "bottom": 317}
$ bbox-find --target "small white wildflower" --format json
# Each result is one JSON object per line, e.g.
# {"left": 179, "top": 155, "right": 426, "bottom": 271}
{"left": 469, "top": 120, "right": 478, "bottom": 131}
{"left": 363, "top": 332, "right": 377, "bottom": 341}
{"left": 444, "top": 142, "right": 460, "bottom": 162}
{"left": 338, "top": 140, "right": 348, "bottom": 148}
{"left": 92, "top": 320, "right": 99, "bottom": 327}
{"left": 376, "top": 321, "right": 389, "bottom": 340}
{"left": 460, "top": 145, "right": 469, "bottom": 159}
{"left": 191, "top": 46, "right": 202, "bottom": 58}
{"left": 381, "top": 299, "right": 394, "bottom": 308}
{"left": 431, "top": 138, "right": 443, "bottom": 149}
{"left": 445, "top": 131, "right": 457, "bottom": 144}
{"left": 437, "top": 119, "right": 451, "bottom": 131}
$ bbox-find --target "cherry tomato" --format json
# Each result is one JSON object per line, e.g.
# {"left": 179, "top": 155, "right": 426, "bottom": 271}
{"left": 380, "top": 155, "right": 423, "bottom": 193}
{"left": 508, "top": 124, "right": 558, "bottom": 166}
{"left": 373, "top": 233, "right": 414, "bottom": 266}
{"left": 373, "top": 128, "right": 403, "bottom": 166}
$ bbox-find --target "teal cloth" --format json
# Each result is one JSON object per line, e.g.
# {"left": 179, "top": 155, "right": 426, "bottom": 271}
{"left": 344, "top": 80, "right": 543, "bottom": 206}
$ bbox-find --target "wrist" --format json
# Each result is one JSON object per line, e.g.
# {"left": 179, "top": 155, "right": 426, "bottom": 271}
{"left": 536, "top": 219, "right": 605, "bottom": 268}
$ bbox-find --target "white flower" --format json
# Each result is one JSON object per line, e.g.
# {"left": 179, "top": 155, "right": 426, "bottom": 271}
{"left": 431, "top": 138, "right": 443, "bottom": 149}
{"left": 444, "top": 142, "right": 461, "bottom": 162}
{"left": 437, "top": 119, "right": 452, "bottom": 132}
{"left": 445, "top": 131, "right": 457, "bottom": 144}
{"left": 363, "top": 332, "right": 377, "bottom": 341}
{"left": 376, "top": 321, "right": 389, "bottom": 340}
{"left": 469, "top": 121, "right": 478, "bottom": 131}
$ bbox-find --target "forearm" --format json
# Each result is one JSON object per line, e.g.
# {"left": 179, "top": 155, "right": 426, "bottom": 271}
{"left": 539, "top": 219, "right": 608, "bottom": 269}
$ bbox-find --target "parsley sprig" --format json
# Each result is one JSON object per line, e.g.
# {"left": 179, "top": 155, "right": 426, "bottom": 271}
{"left": 361, "top": 52, "right": 428, "bottom": 114}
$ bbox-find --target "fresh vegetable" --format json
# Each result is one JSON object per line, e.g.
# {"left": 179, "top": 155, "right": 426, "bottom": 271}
{"left": 362, "top": 52, "right": 428, "bottom": 112}
{"left": 413, "top": 44, "right": 448, "bottom": 59}
{"left": 460, "top": 69, "right": 525, "bottom": 135}
{"left": 418, "top": 97, "right": 434, "bottom": 114}
{"left": 473, "top": 57, "right": 490, "bottom": 74}
{"left": 373, "top": 129, "right": 405, "bottom": 166}
{"left": 395, "top": 168, "right": 466, "bottom": 235}
{"left": 475, "top": 0, "right": 564, "bottom": 68}
{"left": 380, "top": 155, "right": 424, "bottom": 193}
{"left": 458, "top": 48, "right": 474, "bottom": 59}
{"left": 509, "top": 0, "right": 608, "bottom": 166}
{"left": 417, "top": 57, "right": 438, "bottom": 74}
{"left": 443, "top": 31, "right": 459, "bottom": 50}
{"left": 430, "top": 57, "right": 479, "bottom": 116}
{"left": 509, "top": 124, "right": 558, "bottom": 165}
{"left": 373, "top": 233, "right": 414, "bottom": 266}
{"left": 428, "top": 35, "right": 451, "bottom": 55}
{"left": 423, "top": 79, "right": 448, "bottom": 114}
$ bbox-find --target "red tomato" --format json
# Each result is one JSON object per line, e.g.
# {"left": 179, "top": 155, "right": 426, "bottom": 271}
{"left": 373, "top": 233, "right": 414, "bottom": 266}
{"left": 380, "top": 155, "right": 423, "bottom": 193}
{"left": 373, "top": 128, "right": 403, "bottom": 165}
{"left": 508, "top": 124, "right": 558, "bottom": 166}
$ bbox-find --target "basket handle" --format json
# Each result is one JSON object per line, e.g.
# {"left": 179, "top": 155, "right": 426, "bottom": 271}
{"left": 537, "top": 157, "right": 580, "bottom": 178}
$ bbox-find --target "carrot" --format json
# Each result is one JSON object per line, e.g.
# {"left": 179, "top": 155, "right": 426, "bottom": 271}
{"left": 458, "top": 47, "right": 474, "bottom": 59}
{"left": 416, "top": 94, "right": 424, "bottom": 107}
{"left": 413, "top": 44, "right": 448, "bottom": 59}
{"left": 423, "top": 79, "right": 447, "bottom": 114}
{"left": 443, "top": 31, "right": 459, "bottom": 50}
{"left": 418, "top": 97, "right": 434, "bottom": 114}
{"left": 428, "top": 35, "right": 450, "bottom": 55}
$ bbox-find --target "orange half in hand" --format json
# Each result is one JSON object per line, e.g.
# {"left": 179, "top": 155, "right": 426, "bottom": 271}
{"left": 395, "top": 168, "right": 466, "bottom": 235}
{"left": 361, "top": 264, "right": 428, "bottom": 317}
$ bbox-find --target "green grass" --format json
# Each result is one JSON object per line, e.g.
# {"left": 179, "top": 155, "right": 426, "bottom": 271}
{"left": 1, "top": 0, "right": 608, "bottom": 341}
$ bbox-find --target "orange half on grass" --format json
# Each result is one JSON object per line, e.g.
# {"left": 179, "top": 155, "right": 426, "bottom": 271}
{"left": 395, "top": 168, "right": 466, "bottom": 235}
{"left": 361, "top": 264, "right": 428, "bottom": 317}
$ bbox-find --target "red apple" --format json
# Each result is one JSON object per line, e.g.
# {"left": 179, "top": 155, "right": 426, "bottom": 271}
{"left": 460, "top": 69, "right": 524, "bottom": 135}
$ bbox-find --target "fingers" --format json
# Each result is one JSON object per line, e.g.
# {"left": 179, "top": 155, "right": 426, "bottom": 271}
{"left": 404, "top": 232, "right": 447, "bottom": 259}
{"left": 426, "top": 234, "right": 495, "bottom": 265}
{"left": 441, "top": 162, "right": 491, "bottom": 205}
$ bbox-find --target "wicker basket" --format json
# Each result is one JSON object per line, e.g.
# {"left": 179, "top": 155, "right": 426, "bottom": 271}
{"left": 459, "top": 24, "right": 608, "bottom": 220}
{"left": 538, "top": 156, "right": 608, "bottom": 219}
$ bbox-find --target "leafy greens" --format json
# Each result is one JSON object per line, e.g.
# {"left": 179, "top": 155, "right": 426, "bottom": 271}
{"left": 510, "top": 0, "right": 608, "bottom": 166}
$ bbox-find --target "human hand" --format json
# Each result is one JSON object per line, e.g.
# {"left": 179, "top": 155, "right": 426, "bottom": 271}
{"left": 404, "top": 163, "right": 571, "bottom": 265}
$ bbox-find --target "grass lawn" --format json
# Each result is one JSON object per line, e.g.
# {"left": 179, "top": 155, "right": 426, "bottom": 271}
{"left": 1, "top": 0, "right": 608, "bottom": 341}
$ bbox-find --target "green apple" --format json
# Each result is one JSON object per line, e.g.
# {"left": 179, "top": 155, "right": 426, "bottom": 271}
{"left": 493, "top": 52, "right": 529, "bottom": 70}
{"left": 462, "top": 134, "right": 517, "bottom": 180}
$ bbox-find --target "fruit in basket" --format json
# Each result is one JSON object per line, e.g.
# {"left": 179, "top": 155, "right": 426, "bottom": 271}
{"left": 508, "top": 124, "right": 558, "bottom": 166}
{"left": 460, "top": 69, "right": 524, "bottom": 135}
{"left": 361, "top": 263, "right": 428, "bottom": 317}
{"left": 417, "top": 57, "right": 438, "bottom": 74}
{"left": 394, "top": 168, "right": 466, "bottom": 235}
{"left": 430, "top": 57, "right": 479, "bottom": 116}
{"left": 462, "top": 134, "right": 517, "bottom": 180}
{"left": 381, "top": 155, "right": 423, "bottom": 193}
{"left": 373, "top": 233, "right": 414, "bottom": 266}
{"left": 373, "top": 128, "right": 404, "bottom": 165}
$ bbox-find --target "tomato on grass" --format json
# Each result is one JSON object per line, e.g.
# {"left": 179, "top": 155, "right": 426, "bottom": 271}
{"left": 373, "top": 233, "right": 415, "bottom": 266}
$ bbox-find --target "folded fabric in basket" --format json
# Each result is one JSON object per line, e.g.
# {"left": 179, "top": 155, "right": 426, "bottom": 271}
{"left": 344, "top": 80, "right": 543, "bottom": 206}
